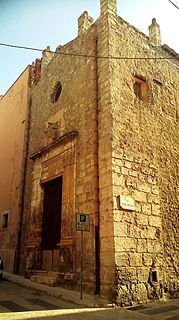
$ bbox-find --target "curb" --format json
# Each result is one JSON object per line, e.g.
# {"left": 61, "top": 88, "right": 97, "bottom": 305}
{"left": 3, "top": 272, "right": 113, "bottom": 309}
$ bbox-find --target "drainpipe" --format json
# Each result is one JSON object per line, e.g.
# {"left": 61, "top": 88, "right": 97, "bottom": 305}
{"left": 14, "top": 68, "right": 32, "bottom": 274}
{"left": 92, "top": 32, "right": 100, "bottom": 295}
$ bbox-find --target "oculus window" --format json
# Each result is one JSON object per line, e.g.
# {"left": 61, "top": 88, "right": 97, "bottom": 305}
{"left": 51, "top": 81, "right": 62, "bottom": 103}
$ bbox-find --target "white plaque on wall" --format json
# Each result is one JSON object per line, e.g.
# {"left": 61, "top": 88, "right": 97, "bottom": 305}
{"left": 118, "top": 195, "right": 135, "bottom": 211}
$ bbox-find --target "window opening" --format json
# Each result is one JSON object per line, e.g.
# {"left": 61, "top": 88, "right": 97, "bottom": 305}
{"left": 151, "top": 270, "right": 157, "bottom": 282}
{"left": 2, "top": 213, "right": 8, "bottom": 229}
{"left": 134, "top": 81, "right": 142, "bottom": 100}
{"left": 51, "top": 82, "right": 62, "bottom": 103}
{"left": 133, "top": 76, "right": 149, "bottom": 102}
{"left": 41, "top": 176, "right": 63, "bottom": 250}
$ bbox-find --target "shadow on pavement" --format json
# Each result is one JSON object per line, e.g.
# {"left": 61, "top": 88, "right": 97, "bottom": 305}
{"left": 1, "top": 308, "right": 151, "bottom": 320}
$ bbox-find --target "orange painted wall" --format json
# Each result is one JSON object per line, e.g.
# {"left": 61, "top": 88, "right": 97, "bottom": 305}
{"left": 0, "top": 67, "right": 30, "bottom": 272}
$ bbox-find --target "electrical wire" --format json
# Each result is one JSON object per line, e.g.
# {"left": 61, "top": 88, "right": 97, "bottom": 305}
{"left": 0, "top": 42, "right": 178, "bottom": 60}
{"left": 168, "top": 0, "right": 179, "bottom": 9}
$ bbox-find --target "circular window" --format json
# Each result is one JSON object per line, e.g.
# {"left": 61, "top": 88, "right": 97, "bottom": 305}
{"left": 51, "top": 82, "right": 62, "bottom": 102}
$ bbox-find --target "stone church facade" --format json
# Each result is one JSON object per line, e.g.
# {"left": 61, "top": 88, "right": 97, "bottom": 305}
{"left": 1, "top": 0, "right": 178, "bottom": 306}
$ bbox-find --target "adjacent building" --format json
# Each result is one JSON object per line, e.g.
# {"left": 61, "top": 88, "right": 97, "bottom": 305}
{"left": 0, "top": 66, "right": 31, "bottom": 273}
{"left": 0, "top": 60, "right": 41, "bottom": 274}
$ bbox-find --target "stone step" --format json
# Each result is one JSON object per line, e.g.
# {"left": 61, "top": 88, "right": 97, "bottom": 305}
{"left": 30, "top": 270, "right": 60, "bottom": 287}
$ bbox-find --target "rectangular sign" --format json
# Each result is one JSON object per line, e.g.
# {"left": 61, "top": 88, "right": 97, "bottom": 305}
{"left": 76, "top": 214, "right": 90, "bottom": 232}
{"left": 118, "top": 195, "right": 135, "bottom": 211}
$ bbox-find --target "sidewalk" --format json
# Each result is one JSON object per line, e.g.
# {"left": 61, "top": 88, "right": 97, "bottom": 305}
{"left": 3, "top": 272, "right": 113, "bottom": 308}
{"left": 3, "top": 272, "right": 179, "bottom": 320}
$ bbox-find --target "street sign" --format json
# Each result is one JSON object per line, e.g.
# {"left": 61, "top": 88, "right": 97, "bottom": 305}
{"left": 76, "top": 213, "right": 90, "bottom": 300}
{"left": 76, "top": 214, "right": 90, "bottom": 232}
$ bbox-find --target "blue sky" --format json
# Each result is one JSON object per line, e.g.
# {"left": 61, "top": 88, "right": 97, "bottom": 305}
{"left": 0, "top": 0, "right": 178, "bottom": 95}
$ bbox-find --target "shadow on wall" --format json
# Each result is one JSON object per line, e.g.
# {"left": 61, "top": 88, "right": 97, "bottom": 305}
{"left": 0, "top": 250, "right": 16, "bottom": 273}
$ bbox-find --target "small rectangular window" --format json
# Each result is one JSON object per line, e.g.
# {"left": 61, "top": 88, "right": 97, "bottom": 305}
{"left": 152, "top": 270, "right": 157, "bottom": 282}
{"left": 2, "top": 213, "right": 8, "bottom": 229}
{"left": 134, "top": 81, "right": 142, "bottom": 100}
{"left": 133, "top": 76, "right": 149, "bottom": 102}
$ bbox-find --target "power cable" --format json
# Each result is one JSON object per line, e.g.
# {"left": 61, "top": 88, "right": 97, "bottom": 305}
{"left": 0, "top": 42, "right": 178, "bottom": 60}
{"left": 168, "top": 0, "right": 179, "bottom": 9}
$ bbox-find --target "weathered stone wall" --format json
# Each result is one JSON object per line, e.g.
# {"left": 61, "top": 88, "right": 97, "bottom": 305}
{"left": 108, "top": 13, "right": 179, "bottom": 305}
{"left": 96, "top": 0, "right": 118, "bottom": 299}
{"left": 22, "top": 0, "right": 178, "bottom": 303}
{"left": 23, "top": 24, "right": 101, "bottom": 294}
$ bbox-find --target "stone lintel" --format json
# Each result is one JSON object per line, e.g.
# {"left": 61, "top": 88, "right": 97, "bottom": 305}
{"left": 30, "top": 131, "right": 78, "bottom": 160}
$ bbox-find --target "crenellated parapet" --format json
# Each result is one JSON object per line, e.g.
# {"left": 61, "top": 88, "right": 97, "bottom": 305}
{"left": 100, "top": 0, "right": 117, "bottom": 16}
{"left": 41, "top": 46, "right": 53, "bottom": 74}
{"left": 78, "top": 11, "right": 94, "bottom": 36}
{"left": 29, "top": 58, "right": 42, "bottom": 86}
{"left": 149, "top": 18, "right": 161, "bottom": 46}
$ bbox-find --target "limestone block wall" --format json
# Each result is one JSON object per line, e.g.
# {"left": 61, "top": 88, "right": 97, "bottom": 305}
{"left": 21, "top": 0, "right": 178, "bottom": 302}
{"left": 113, "top": 153, "right": 164, "bottom": 305}
{"left": 96, "top": 5, "right": 118, "bottom": 297}
{"left": 109, "top": 15, "right": 178, "bottom": 305}
{"left": 22, "top": 26, "right": 101, "bottom": 294}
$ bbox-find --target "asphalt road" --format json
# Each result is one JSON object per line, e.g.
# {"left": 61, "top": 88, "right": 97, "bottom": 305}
{"left": 0, "top": 279, "right": 179, "bottom": 320}
{"left": 0, "top": 279, "right": 81, "bottom": 312}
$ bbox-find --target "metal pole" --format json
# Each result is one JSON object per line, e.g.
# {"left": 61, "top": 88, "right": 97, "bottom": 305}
{"left": 80, "top": 230, "right": 83, "bottom": 299}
